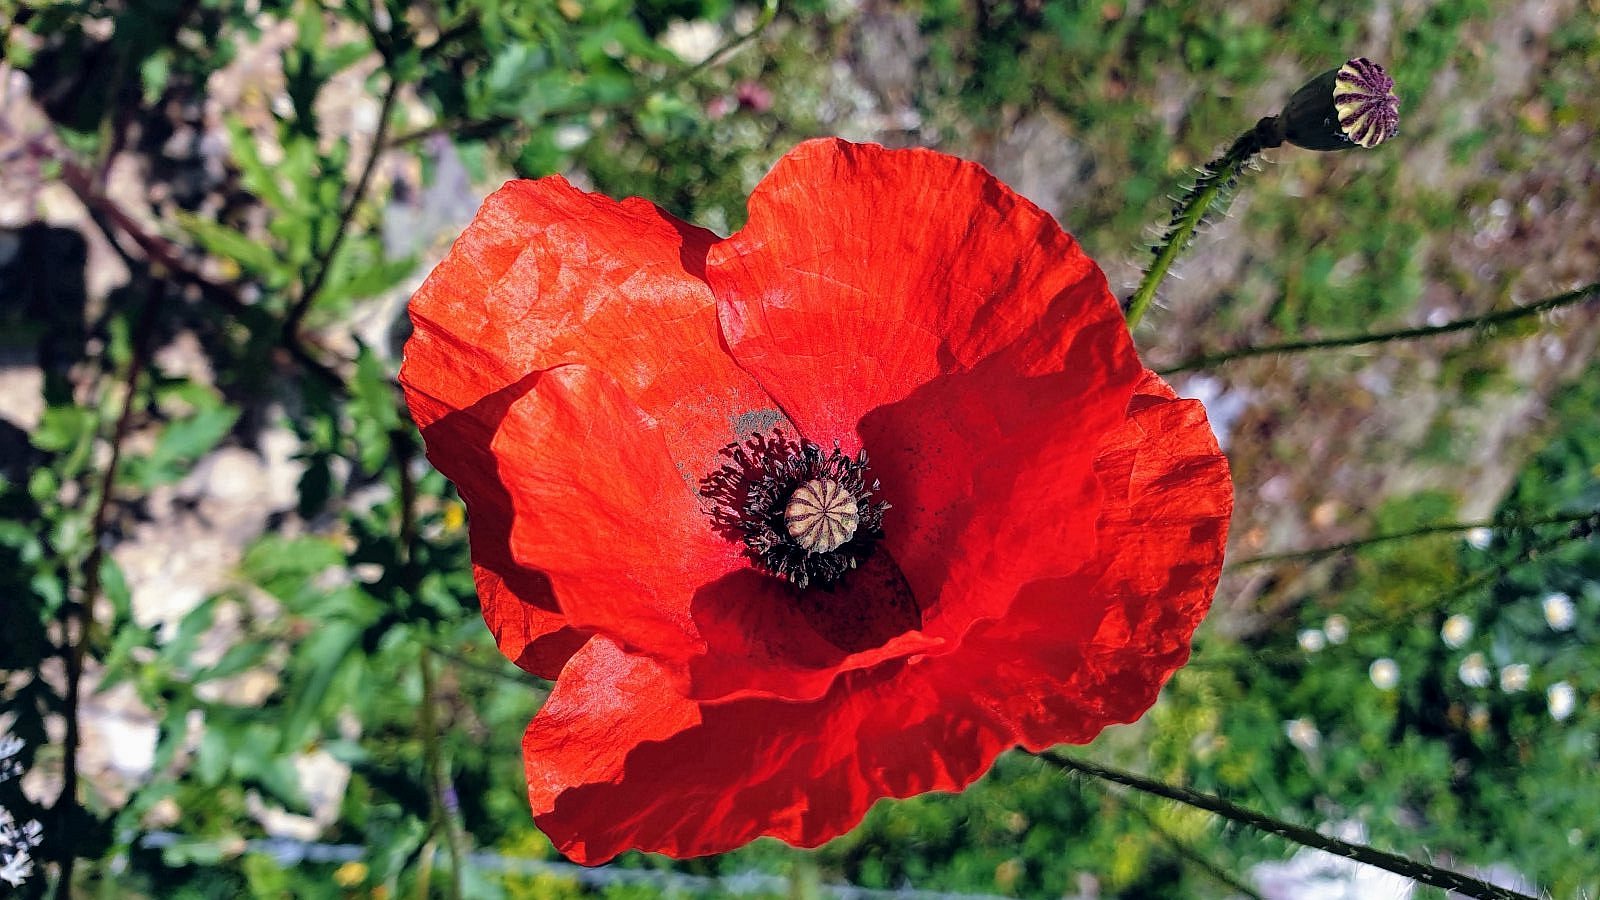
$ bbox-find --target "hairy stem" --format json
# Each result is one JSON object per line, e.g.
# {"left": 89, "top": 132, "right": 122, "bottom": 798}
{"left": 418, "top": 649, "right": 463, "bottom": 900}
{"left": 1162, "top": 280, "right": 1600, "bottom": 374}
{"left": 1042, "top": 752, "right": 1535, "bottom": 900}
{"left": 1125, "top": 117, "right": 1279, "bottom": 330}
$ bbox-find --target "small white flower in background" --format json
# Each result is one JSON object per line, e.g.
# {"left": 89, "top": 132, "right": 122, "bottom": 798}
{"left": 1323, "top": 615, "right": 1349, "bottom": 645}
{"left": 1, "top": 731, "right": 43, "bottom": 889}
{"left": 1458, "top": 652, "right": 1491, "bottom": 688}
{"left": 1285, "top": 718, "right": 1321, "bottom": 752}
{"left": 1543, "top": 592, "right": 1576, "bottom": 632}
{"left": 1465, "top": 527, "right": 1493, "bottom": 550}
{"left": 1548, "top": 681, "right": 1577, "bottom": 722}
{"left": 1298, "top": 628, "right": 1327, "bottom": 653}
{"left": 1499, "top": 663, "right": 1530, "bottom": 693}
{"left": 1441, "top": 614, "right": 1474, "bottom": 649}
{"left": 0, "top": 735, "right": 21, "bottom": 782}
{"left": 1369, "top": 658, "right": 1400, "bottom": 690}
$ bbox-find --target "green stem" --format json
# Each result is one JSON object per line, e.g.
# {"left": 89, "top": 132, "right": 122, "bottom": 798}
{"left": 419, "top": 649, "right": 464, "bottom": 900}
{"left": 1042, "top": 753, "right": 1536, "bottom": 900}
{"left": 54, "top": 282, "right": 163, "bottom": 900}
{"left": 1225, "top": 509, "right": 1598, "bottom": 570}
{"left": 1125, "top": 118, "right": 1278, "bottom": 330}
{"left": 393, "top": 427, "right": 464, "bottom": 899}
{"left": 1162, "top": 280, "right": 1600, "bottom": 374}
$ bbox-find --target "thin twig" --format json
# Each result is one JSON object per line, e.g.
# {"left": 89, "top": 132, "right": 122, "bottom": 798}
{"left": 1192, "top": 521, "right": 1588, "bottom": 670}
{"left": 283, "top": 73, "right": 402, "bottom": 340}
{"left": 1042, "top": 752, "right": 1536, "bottom": 900}
{"left": 396, "top": 428, "right": 465, "bottom": 899}
{"left": 52, "top": 148, "right": 251, "bottom": 315}
{"left": 427, "top": 642, "right": 546, "bottom": 688}
{"left": 48, "top": 140, "right": 352, "bottom": 388}
{"left": 54, "top": 278, "right": 164, "bottom": 899}
{"left": 1161, "top": 281, "right": 1600, "bottom": 374}
{"left": 1224, "top": 509, "right": 1597, "bottom": 570}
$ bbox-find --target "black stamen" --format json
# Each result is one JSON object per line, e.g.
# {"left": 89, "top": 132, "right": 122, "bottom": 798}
{"left": 701, "top": 431, "right": 890, "bottom": 590}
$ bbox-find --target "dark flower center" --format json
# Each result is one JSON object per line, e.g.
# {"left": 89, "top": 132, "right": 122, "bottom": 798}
{"left": 702, "top": 432, "right": 889, "bottom": 590}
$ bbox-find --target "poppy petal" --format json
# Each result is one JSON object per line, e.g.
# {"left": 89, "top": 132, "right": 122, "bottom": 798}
{"left": 491, "top": 363, "right": 936, "bottom": 697}
{"left": 856, "top": 337, "right": 1130, "bottom": 650}
{"left": 964, "top": 370, "right": 1234, "bottom": 748}
{"left": 710, "top": 137, "right": 1136, "bottom": 448}
{"left": 491, "top": 364, "right": 730, "bottom": 662}
{"left": 403, "top": 177, "right": 783, "bottom": 674}
{"left": 708, "top": 137, "right": 1142, "bottom": 664}
{"left": 526, "top": 637, "right": 1015, "bottom": 866}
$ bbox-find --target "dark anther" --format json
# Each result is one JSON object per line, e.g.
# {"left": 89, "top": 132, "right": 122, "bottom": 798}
{"left": 701, "top": 431, "right": 890, "bottom": 590}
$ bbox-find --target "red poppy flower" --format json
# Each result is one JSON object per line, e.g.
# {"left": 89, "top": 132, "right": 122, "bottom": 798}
{"left": 401, "top": 138, "right": 1232, "bottom": 865}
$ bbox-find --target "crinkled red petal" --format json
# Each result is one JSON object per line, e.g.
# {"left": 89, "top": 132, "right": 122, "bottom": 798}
{"left": 486, "top": 363, "right": 945, "bottom": 702}
{"left": 402, "top": 177, "right": 775, "bottom": 675}
{"left": 710, "top": 138, "right": 1137, "bottom": 448}
{"left": 492, "top": 364, "right": 733, "bottom": 662}
{"left": 526, "top": 636, "right": 1015, "bottom": 866}
{"left": 962, "top": 370, "right": 1233, "bottom": 748}
{"left": 522, "top": 369, "right": 1231, "bottom": 864}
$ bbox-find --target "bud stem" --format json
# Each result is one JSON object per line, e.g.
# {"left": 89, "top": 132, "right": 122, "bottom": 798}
{"left": 1124, "top": 118, "right": 1281, "bottom": 330}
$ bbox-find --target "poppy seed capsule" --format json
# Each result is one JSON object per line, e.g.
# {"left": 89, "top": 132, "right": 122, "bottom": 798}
{"left": 1278, "top": 57, "right": 1399, "bottom": 151}
{"left": 784, "top": 477, "right": 860, "bottom": 553}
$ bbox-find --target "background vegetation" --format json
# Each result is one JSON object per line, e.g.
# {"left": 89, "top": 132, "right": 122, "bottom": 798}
{"left": 1, "top": 0, "right": 1597, "bottom": 897}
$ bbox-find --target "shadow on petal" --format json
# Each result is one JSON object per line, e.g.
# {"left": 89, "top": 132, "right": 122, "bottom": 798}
{"left": 423, "top": 371, "right": 589, "bottom": 677}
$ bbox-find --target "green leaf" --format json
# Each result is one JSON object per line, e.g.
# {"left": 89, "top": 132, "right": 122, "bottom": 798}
{"left": 279, "top": 618, "right": 362, "bottom": 753}
{"left": 224, "top": 116, "right": 292, "bottom": 212}
{"left": 317, "top": 41, "right": 371, "bottom": 80}
{"left": 196, "top": 725, "right": 230, "bottom": 786}
{"left": 31, "top": 405, "right": 96, "bottom": 453}
{"left": 243, "top": 535, "right": 344, "bottom": 601}
{"left": 352, "top": 344, "right": 402, "bottom": 432}
{"left": 162, "top": 596, "right": 218, "bottom": 665}
{"left": 196, "top": 639, "right": 274, "bottom": 682}
{"left": 128, "top": 404, "right": 241, "bottom": 487}
{"left": 151, "top": 405, "right": 240, "bottom": 466}
{"left": 99, "top": 555, "right": 133, "bottom": 623}
{"left": 323, "top": 250, "right": 419, "bottom": 306}
{"left": 0, "top": 520, "right": 42, "bottom": 562}
{"left": 175, "top": 211, "right": 282, "bottom": 276}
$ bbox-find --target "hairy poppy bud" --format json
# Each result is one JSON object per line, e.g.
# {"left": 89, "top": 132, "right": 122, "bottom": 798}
{"left": 1275, "top": 57, "right": 1400, "bottom": 151}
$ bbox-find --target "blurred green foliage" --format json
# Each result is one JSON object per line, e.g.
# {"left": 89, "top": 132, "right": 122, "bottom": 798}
{"left": 2, "top": 0, "right": 1597, "bottom": 898}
